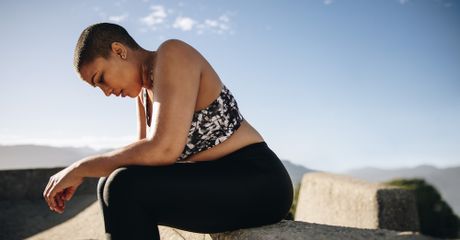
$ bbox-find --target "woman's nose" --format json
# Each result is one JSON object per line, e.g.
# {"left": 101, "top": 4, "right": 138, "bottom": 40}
{"left": 100, "top": 87, "right": 112, "bottom": 97}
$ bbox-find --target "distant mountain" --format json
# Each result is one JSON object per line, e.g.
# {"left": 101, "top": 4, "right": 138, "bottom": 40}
{"left": 280, "top": 159, "right": 315, "bottom": 186}
{"left": 343, "top": 164, "right": 460, "bottom": 216}
{"left": 0, "top": 144, "right": 113, "bottom": 170}
{"left": 0, "top": 144, "right": 316, "bottom": 184}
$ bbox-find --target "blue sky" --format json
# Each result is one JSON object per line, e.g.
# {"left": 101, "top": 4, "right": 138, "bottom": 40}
{"left": 0, "top": 0, "right": 459, "bottom": 173}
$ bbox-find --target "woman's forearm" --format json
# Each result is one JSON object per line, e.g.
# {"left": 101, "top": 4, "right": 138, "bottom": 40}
{"left": 137, "top": 96, "right": 147, "bottom": 140}
{"left": 73, "top": 138, "right": 176, "bottom": 177}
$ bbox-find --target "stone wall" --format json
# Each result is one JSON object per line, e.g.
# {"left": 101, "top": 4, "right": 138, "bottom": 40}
{"left": 0, "top": 168, "right": 99, "bottom": 200}
{"left": 295, "top": 171, "right": 420, "bottom": 231}
{"left": 0, "top": 168, "right": 447, "bottom": 240}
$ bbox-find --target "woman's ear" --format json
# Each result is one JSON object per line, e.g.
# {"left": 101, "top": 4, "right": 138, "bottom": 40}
{"left": 111, "top": 42, "right": 127, "bottom": 60}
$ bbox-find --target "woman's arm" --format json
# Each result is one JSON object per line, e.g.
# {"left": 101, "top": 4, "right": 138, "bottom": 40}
{"left": 74, "top": 39, "right": 203, "bottom": 178}
{"left": 72, "top": 138, "right": 175, "bottom": 177}
{"left": 45, "top": 39, "right": 203, "bottom": 213}
{"left": 44, "top": 136, "right": 178, "bottom": 212}
{"left": 137, "top": 92, "right": 147, "bottom": 140}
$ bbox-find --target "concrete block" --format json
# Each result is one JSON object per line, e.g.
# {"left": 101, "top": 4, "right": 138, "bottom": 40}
{"left": 294, "top": 172, "right": 419, "bottom": 231}
{"left": 210, "top": 220, "right": 437, "bottom": 240}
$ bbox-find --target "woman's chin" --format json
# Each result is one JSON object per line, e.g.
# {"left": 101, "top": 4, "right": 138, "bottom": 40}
{"left": 121, "top": 89, "right": 131, "bottom": 98}
{"left": 127, "top": 91, "right": 137, "bottom": 98}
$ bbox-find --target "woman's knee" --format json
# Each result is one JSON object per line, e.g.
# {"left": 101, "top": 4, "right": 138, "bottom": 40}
{"left": 102, "top": 167, "right": 134, "bottom": 205}
{"left": 96, "top": 177, "right": 111, "bottom": 220}
{"left": 97, "top": 177, "right": 107, "bottom": 201}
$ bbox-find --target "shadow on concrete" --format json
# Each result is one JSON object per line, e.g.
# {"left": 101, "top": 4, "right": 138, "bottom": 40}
{"left": 0, "top": 194, "right": 98, "bottom": 240}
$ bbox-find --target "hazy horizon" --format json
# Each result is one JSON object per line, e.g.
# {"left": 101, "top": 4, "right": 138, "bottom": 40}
{"left": 1, "top": 143, "right": 459, "bottom": 174}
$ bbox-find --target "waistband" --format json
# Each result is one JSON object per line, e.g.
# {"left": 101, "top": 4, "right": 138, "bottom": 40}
{"left": 217, "top": 141, "right": 274, "bottom": 162}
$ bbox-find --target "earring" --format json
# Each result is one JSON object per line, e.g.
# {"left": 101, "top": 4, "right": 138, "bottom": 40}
{"left": 121, "top": 54, "right": 126, "bottom": 59}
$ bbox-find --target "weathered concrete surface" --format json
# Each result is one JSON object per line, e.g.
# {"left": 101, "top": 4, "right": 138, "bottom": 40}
{"left": 26, "top": 200, "right": 213, "bottom": 240}
{"left": 295, "top": 171, "right": 420, "bottom": 231}
{"left": 0, "top": 167, "right": 98, "bottom": 200}
{"left": 0, "top": 169, "right": 446, "bottom": 240}
{"left": 211, "top": 220, "right": 441, "bottom": 240}
{"left": 1, "top": 194, "right": 444, "bottom": 240}
{"left": 2, "top": 195, "right": 210, "bottom": 240}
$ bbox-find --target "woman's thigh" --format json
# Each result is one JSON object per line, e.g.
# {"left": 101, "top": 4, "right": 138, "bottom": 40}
{"left": 102, "top": 144, "right": 293, "bottom": 233}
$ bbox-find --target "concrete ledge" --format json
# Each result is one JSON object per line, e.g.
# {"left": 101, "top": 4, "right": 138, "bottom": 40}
{"left": 0, "top": 168, "right": 442, "bottom": 240}
{"left": 208, "top": 220, "right": 439, "bottom": 240}
{"left": 0, "top": 168, "right": 98, "bottom": 200}
{"left": 21, "top": 200, "right": 440, "bottom": 240}
{"left": 294, "top": 172, "right": 419, "bottom": 231}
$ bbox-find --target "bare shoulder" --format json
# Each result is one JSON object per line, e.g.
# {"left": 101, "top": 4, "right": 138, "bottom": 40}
{"left": 152, "top": 39, "right": 204, "bottom": 90}
{"left": 156, "top": 39, "right": 204, "bottom": 62}
{"left": 157, "top": 38, "right": 190, "bottom": 49}
{"left": 145, "top": 38, "right": 204, "bottom": 160}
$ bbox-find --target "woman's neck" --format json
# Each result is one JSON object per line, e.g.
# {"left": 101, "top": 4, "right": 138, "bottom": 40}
{"left": 138, "top": 49, "right": 156, "bottom": 89}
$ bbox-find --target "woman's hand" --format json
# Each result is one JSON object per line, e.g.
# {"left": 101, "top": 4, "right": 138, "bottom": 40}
{"left": 43, "top": 164, "right": 84, "bottom": 214}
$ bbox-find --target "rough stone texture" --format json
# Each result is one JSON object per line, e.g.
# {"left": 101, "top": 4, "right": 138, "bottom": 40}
{"left": 377, "top": 188, "right": 420, "bottom": 231}
{"left": 8, "top": 196, "right": 212, "bottom": 240}
{"left": 295, "top": 171, "right": 420, "bottom": 231}
{"left": 211, "top": 220, "right": 442, "bottom": 240}
{"left": 0, "top": 168, "right": 98, "bottom": 200}
{"left": 14, "top": 198, "right": 441, "bottom": 240}
{"left": 0, "top": 168, "right": 446, "bottom": 240}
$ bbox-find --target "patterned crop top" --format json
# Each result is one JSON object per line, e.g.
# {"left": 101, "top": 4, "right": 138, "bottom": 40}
{"left": 144, "top": 84, "right": 244, "bottom": 163}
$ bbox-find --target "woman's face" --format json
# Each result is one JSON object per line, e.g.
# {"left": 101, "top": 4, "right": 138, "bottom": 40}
{"left": 79, "top": 49, "right": 143, "bottom": 98}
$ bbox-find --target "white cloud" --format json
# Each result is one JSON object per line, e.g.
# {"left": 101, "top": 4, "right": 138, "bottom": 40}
{"left": 173, "top": 16, "right": 196, "bottom": 31}
{"left": 219, "top": 15, "right": 229, "bottom": 22}
{"left": 219, "top": 23, "right": 229, "bottom": 31}
{"left": 92, "top": 6, "right": 107, "bottom": 19}
{"left": 108, "top": 14, "right": 128, "bottom": 23}
{"left": 205, "top": 19, "right": 218, "bottom": 27}
{"left": 323, "top": 0, "right": 333, "bottom": 5}
{"left": 399, "top": 0, "right": 452, "bottom": 7}
{"left": 200, "top": 14, "right": 231, "bottom": 34}
{"left": 136, "top": 4, "right": 235, "bottom": 35}
{"left": 140, "top": 5, "right": 167, "bottom": 29}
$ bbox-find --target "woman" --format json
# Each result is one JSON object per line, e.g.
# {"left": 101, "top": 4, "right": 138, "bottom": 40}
{"left": 43, "top": 22, "right": 293, "bottom": 240}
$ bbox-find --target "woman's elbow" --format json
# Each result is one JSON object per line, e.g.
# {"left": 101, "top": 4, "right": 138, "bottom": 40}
{"left": 145, "top": 141, "right": 181, "bottom": 166}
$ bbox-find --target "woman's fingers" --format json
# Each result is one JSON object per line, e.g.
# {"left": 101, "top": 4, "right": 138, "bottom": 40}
{"left": 64, "top": 187, "right": 76, "bottom": 201}
{"left": 49, "top": 190, "right": 57, "bottom": 210}
{"left": 42, "top": 166, "right": 84, "bottom": 213}
{"left": 43, "top": 178, "right": 54, "bottom": 207}
{"left": 47, "top": 187, "right": 74, "bottom": 213}
{"left": 56, "top": 192, "right": 63, "bottom": 207}
{"left": 44, "top": 179, "right": 56, "bottom": 210}
{"left": 45, "top": 179, "right": 60, "bottom": 211}
{"left": 53, "top": 194, "right": 65, "bottom": 213}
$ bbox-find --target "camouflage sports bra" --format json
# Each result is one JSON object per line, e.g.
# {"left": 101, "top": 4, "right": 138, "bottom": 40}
{"left": 144, "top": 84, "right": 244, "bottom": 163}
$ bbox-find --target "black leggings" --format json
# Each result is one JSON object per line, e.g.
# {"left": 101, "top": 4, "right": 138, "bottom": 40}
{"left": 97, "top": 141, "right": 293, "bottom": 240}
